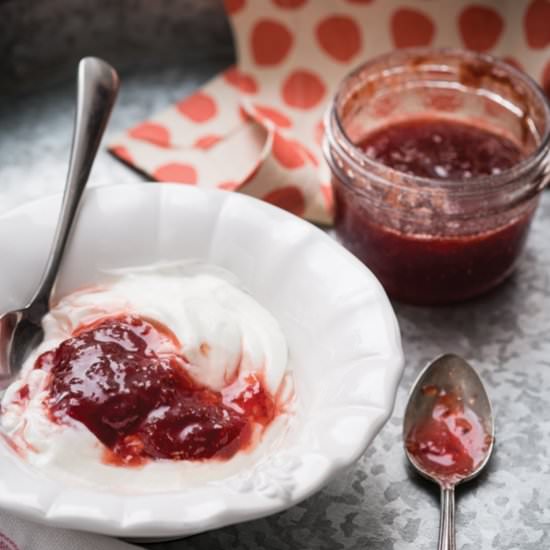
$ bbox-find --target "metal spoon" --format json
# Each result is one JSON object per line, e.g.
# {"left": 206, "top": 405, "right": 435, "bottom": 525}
{"left": 0, "top": 57, "right": 119, "bottom": 390}
{"left": 403, "top": 354, "right": 495, "bottom": 550}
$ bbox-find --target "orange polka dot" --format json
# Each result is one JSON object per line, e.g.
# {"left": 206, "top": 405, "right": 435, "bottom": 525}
{"left": 223, "top": 67, "right": 258, "bottom": 94}
{"left": 251, "top": 19, "right": 293, "bottom": 66}
{"left": 110, "top": 145, "right": 134, "bottom": 165}
{"left": 391, "top": 8, "right": 435, "bottom": 48}
{"left": 314, "top": 120, "right": 325, "bottom": 147}
{"left": 129, "top": 122, "right": 171, "bottom": 148}
{"left": 316, "top": 15, "right": 362, "bottom": 63}
{"left": 223, "top": 0, "right": 245, "bottom": 15}
{"left": 177, "top": 92, "right": 217, "bottom": 123}
{"left": 422, "top": 89, "right": 463, "bottom": 112}
{"left": 153, "top": 163, "right": 198, "bottom": 184}
{"left": 273, "top": 0, "right": 306, "bottom": 7}
{"left": 193, "top": 134, "right": 222, "bottom": 150}
{"left": 459, "top": 6, "right": 503, "bottom": 52}
{"left": 296, "top": 141, "right": 319, "bottom": 166}
{"left": 282, "top": 70, "right": 326, "bottom": 109}
{"left": 263, "top": 186, "right": 306, "bottom": 216}
{"left": 541, "top": 59, "right": 550, "bottom": 97}
{"left": 218, "top": 181, "right": 241, "bottom": 191}
{"left": 254, "top": 105, "right": 293, "bottom": 128}
{"left": 272, "top": 133, "right": 306, "bottom": 169}
{"left": 525, "top": 0, "right": 550, "bottom": 49}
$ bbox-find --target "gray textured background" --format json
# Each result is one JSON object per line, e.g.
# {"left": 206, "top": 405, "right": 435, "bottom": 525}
{"left": 1, "top": 1, "right": 549, "bottom": 548}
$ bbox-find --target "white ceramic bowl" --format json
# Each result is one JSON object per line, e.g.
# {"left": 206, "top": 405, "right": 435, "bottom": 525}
{"left": 0, "top": 184, "right": 403, "bottom": 539}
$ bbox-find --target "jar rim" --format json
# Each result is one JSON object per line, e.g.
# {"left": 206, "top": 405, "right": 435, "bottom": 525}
{"left": 325, "top": 47, "right": 550, "bottom": 197}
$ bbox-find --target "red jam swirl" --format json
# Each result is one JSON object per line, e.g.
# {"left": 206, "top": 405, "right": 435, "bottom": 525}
{"left": 332, "top": 117, "right": 533, "bottom": 305}
{"left": 406, "top": 386, "right": 491, "bottom": 483}
{"left": 36, "top": 315, "right": 276, "bottom": 465}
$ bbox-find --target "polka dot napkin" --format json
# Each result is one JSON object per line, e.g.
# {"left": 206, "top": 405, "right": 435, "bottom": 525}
{"left": 110, "top": 0, "right": 550, "bottom": 226}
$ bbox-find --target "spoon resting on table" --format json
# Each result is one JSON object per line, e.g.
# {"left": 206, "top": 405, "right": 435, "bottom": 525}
{"left": 0, "top": 57, "right": 119, "bottom": 390}
{"left": 403, "top": 354, "right": 495, "bottom": 550}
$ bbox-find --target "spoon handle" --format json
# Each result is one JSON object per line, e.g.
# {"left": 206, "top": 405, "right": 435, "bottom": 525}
{"left": 29, "top": 57, "right": 119, "bottom": 316}
{"left": 438, "top": 486, "right": 456, "bottom": 550}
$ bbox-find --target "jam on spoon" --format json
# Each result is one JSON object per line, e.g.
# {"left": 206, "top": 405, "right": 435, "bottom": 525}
{"left": 403, "top": 354, "right": 495, "bottom": 549}
{"left": 36, "top": 315, "right": 276, "bottom": 465}
{"left": 405, "top": 386, "right": 491, "bottom": 483}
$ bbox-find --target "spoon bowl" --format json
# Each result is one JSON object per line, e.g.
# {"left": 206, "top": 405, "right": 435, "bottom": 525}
{"left": 403, "top": 353, "right": 495, "bottom": 550}
{"left": 404, "top": 353, "right": 495, "bottom": 485}
{"left": 0, "top": 309, "right": 45, "bottom": 390}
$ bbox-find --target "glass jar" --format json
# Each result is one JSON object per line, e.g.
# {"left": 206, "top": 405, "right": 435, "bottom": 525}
{"left": 323, "top": 48, "right": 550, "bottom": 305}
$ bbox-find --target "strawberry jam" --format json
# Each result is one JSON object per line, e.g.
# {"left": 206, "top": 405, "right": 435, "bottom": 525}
{"left": 406, "top": 387, "right": 491, "bottom": 484}
{"left": 326, "top": 49, "right": 550, "bottom": 305}
{"left": 331, "top": 117, "right": 534, "bottom": 305}
{"left": 360, "top": 118, "right": 523, "bottom": 179}
{"left": 37, "top": 315, "right": 275, "bottom": 464}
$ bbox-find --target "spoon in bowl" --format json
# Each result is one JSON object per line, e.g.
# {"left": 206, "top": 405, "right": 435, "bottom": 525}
{"left": 403, "top": 354, "right": 495, "bottom": 550}
{"left": 0, "top": 57, "right": 119, "bottom": 390}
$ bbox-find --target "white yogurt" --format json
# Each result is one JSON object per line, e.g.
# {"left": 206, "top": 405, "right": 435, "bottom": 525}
{"left": 0, "top": 262, "right": 291, "bottom": 493}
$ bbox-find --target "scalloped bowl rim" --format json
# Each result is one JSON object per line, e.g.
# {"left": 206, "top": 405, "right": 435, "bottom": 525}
{"left": 0, "top": 183, "right": 404, "bottom": 539}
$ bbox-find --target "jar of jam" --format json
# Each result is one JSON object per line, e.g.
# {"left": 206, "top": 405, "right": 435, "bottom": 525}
{"left": 323, "top": 49, "right": 550, "bottom": 305}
